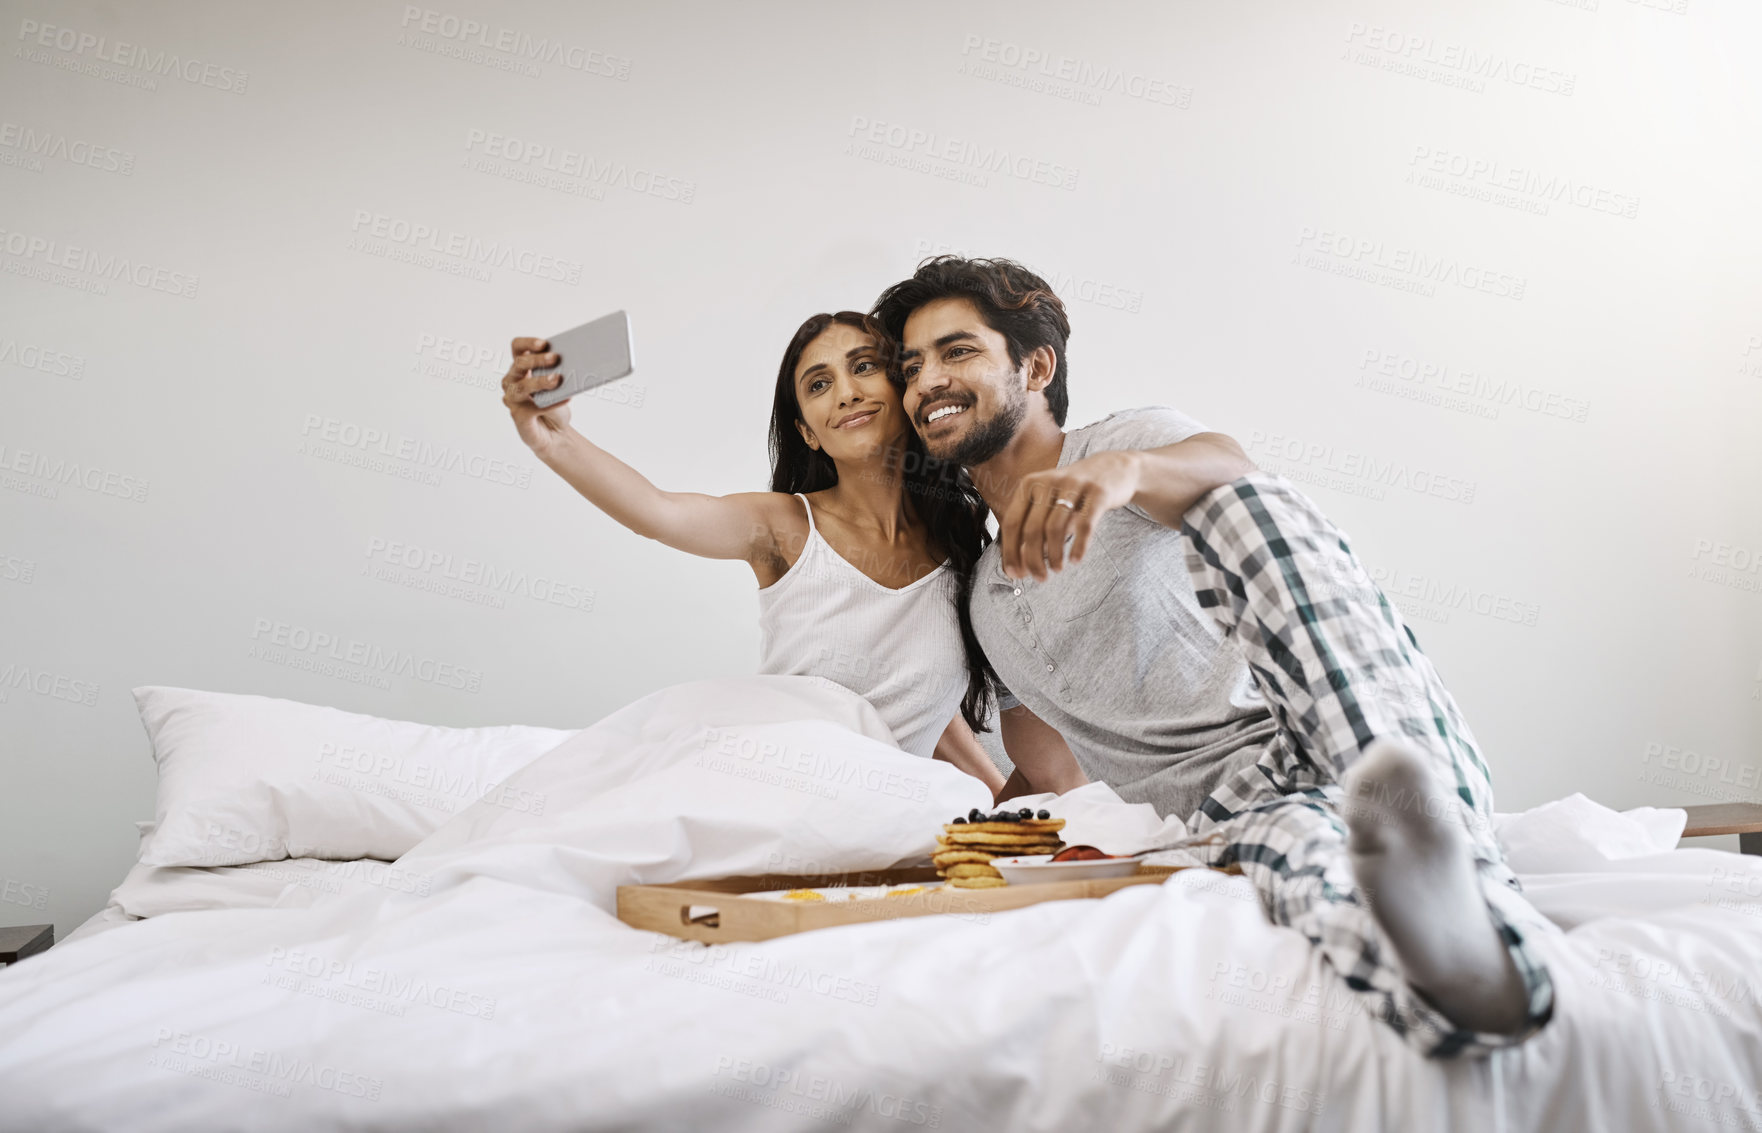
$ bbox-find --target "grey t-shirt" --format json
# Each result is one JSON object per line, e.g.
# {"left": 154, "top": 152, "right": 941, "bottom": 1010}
{"left": 973, "top": 406, "right": 1278, "bottom": 820}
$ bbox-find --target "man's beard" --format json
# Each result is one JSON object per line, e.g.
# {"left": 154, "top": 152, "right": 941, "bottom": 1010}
{"left": 931, "top": 383, "right": 1028, "bottom": 468}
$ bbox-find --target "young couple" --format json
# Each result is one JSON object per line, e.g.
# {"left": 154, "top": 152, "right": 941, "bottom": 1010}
{"left": 499, "top": 256, "right": 1556, "bottom": 1060}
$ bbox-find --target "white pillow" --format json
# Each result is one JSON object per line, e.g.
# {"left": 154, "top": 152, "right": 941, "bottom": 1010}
{"left": 132, "top": 686, "right": 577, "bottom": 867}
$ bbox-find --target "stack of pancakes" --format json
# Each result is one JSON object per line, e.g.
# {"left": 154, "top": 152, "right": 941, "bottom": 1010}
{"left": 934, "top": 815, "right": 1066, "bottom": 888}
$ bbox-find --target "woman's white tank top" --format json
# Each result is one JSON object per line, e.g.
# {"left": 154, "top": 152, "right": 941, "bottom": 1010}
{"left": 756, "top": 493, "right": 969, "bottom": 760}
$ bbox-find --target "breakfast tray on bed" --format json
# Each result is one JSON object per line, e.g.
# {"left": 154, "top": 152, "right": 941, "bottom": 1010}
{"left": 617, "top": 863, "right": 1237, "bottom": 943}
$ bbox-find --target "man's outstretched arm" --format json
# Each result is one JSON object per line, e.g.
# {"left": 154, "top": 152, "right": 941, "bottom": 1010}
{"left": 1114, "top": 432, "right": 1258, "bottom": 529}
{"left": 999, "top": 432, "right": 1257, "bottom": 581}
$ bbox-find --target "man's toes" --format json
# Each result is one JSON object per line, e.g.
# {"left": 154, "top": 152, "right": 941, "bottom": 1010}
{"left": 1343, "top": 738, "right": 1464, "bottom": 845}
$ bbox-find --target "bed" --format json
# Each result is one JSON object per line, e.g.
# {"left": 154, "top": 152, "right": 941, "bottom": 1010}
{"left": 2, "top": 674, "right": 1759, "bottom": 1132}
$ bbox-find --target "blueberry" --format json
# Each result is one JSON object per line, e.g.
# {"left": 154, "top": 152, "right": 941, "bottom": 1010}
{"left": 952, "top": 816, "right": 966, "bottom": 824}
{"left": 968, "top": 809, "right": 983, "bottom": 823}
{"left": 1018, "top": 808, "right": 1033, "bottom": 820}
{"left": 1037, "top": 809, "right": 1051, "bottom": 820}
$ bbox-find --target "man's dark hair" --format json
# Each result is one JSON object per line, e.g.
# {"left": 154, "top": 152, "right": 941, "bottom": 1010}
{"left": 870, "top": 256, "right": 1071, "bottom": 427}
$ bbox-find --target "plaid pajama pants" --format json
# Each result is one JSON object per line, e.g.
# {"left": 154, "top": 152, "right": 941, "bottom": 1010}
{"left": 1176, "top": 472, "right": 1557, "bottom": 1059}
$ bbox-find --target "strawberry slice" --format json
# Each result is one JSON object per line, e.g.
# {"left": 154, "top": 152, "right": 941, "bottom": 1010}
{"left": 1048, "top": 845, "right": 1121, "bottom": 862}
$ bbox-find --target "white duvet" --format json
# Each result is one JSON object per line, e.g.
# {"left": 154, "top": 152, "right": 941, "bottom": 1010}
{"left": 2, "top": 675, "right": 1760, "bottom": 1132}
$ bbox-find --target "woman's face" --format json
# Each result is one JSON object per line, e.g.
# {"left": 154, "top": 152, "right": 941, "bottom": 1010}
{"left": 792, "top": 323, "right": 908, "bottom": 462}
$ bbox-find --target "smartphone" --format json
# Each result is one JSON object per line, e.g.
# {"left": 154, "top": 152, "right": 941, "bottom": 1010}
{"left": 529, "top": 310, "right": 635, "bottom": 408}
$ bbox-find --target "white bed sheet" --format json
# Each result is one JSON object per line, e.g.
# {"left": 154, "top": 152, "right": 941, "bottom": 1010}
{"left": 62, "top": 854, "right": 410, "bottom": 947}
{"left": 3, "top": 674, "right": 1760, "bottom": 1133}
{"left": 61, "top": 904, "right": 138, "bottom": 946}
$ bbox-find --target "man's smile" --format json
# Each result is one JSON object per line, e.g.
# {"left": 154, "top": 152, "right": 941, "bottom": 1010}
{"left": 919, "top": 399, "right": 970, "bottom": 431}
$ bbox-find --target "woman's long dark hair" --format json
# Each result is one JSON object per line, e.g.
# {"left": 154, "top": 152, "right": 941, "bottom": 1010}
{"left": 767, "top": 311, "right": 1001, "bottom": 734}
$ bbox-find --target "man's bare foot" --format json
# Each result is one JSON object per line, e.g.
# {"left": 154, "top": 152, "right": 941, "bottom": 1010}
{"left": 1342, "top": 738, "right": 1530, "bottom": 1035}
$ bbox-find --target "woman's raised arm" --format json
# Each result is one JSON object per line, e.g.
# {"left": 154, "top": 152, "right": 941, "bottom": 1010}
{"left": 502, "top": 336, "right": 784, "bottom": 562}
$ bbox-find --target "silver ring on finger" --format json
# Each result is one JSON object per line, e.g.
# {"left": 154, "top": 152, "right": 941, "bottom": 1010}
{"left": 1052, "top": 497, "right": 1077, "bottom": 511}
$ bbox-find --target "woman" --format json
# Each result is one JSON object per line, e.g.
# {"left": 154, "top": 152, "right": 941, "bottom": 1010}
{"left": 500, "top": 311, "right": 1070, "bottom": 796}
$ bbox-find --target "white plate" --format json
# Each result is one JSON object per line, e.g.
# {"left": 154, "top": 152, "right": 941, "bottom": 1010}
{"left": 991, "top": 854, "right": 1140, "bottom": 885}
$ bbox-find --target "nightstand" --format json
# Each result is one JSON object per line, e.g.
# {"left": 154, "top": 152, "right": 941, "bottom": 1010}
{"left": 1680, "top": 803, "right": 1762, "bottom": 856}
{"left": 0, "top": 924, "right": 52, "bottom": 967}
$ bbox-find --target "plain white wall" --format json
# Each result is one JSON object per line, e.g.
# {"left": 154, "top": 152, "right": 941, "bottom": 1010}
{"left": 2, "top": 0, "right": 1758, "bottom": 940}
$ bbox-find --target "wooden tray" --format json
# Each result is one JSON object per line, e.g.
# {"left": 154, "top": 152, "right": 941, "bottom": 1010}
{"left": 617, "top": 862, "right": 1234, "bottom": 943}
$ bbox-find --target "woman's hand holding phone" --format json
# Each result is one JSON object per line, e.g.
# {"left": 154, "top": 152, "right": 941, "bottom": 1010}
{"left": 498, "top": 331, "right": 776, "bottom": 572}
{"left": 501, "top": 337, "right": 572, "bottom": 461}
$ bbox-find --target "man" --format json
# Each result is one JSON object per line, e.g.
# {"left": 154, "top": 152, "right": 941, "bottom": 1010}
{"left": 869, "top": 256, "right": 1556, "bottom": 1059}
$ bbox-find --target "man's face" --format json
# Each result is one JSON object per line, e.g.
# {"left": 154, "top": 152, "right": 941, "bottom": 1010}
{"left": 898, "top": 296, "right": 1030, "bottom": 467}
